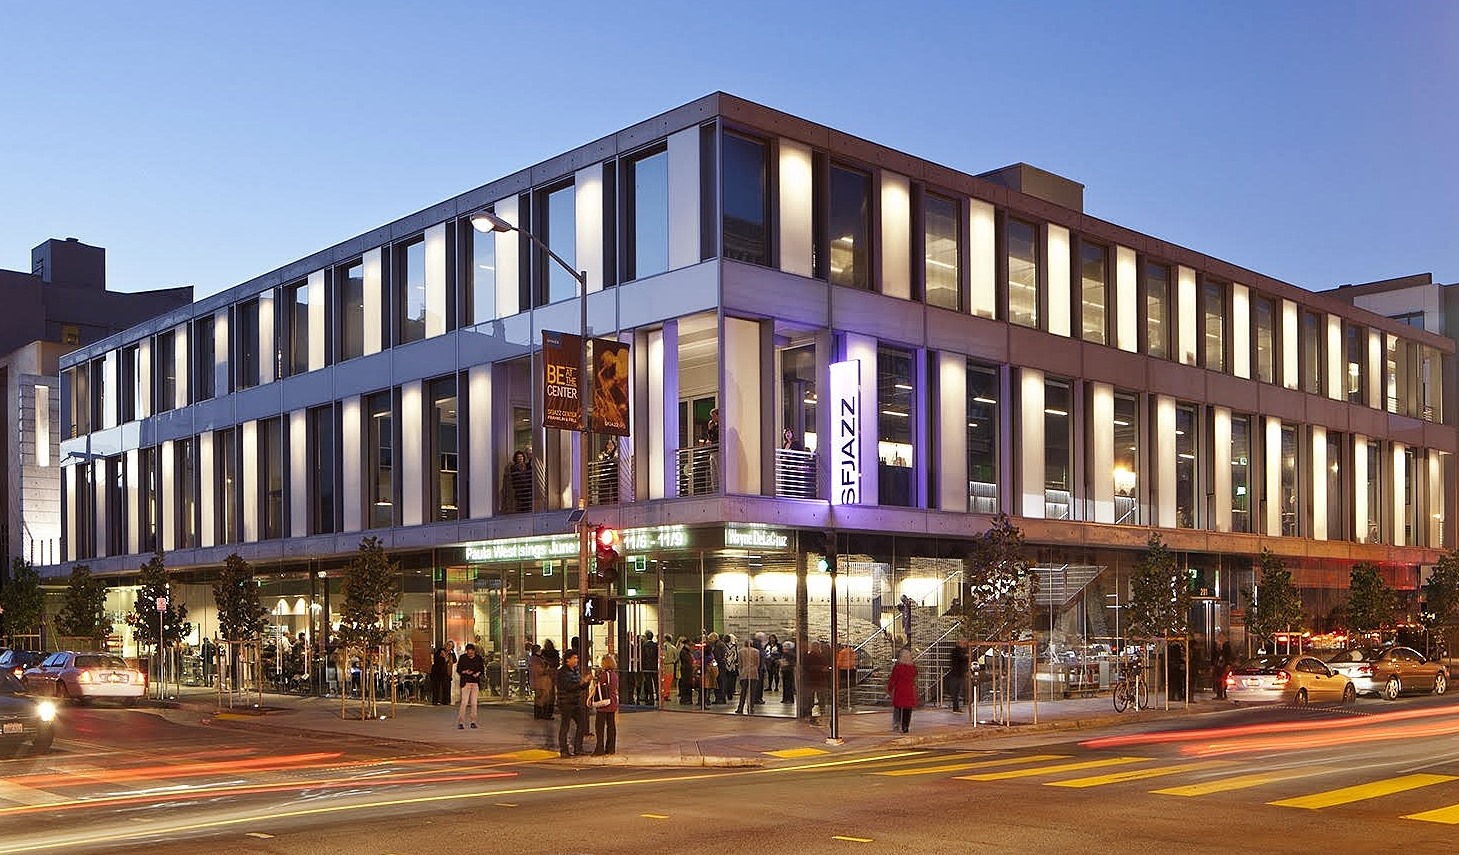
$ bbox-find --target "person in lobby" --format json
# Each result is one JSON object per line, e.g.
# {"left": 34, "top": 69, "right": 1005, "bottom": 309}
{"left": 779, "top": 636, "right": 796, "bottom": 704}
{"left": 556, "top": 649, "right": 591, "bottom": 757}
{"left": 678, "top": 637, "right": 696, "bottom": 705}
{"left": 638, "top": 630, "right": 659, "bottom": 706}
{"left": 734, "top": 637, "right": 762, "bottom": 715}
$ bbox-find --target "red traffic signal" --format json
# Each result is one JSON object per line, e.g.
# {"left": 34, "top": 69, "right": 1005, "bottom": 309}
{"left": 593, "top": 525, "right": 622, "bottom": 584}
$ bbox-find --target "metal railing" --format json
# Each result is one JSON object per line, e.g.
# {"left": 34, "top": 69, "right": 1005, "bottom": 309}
{"left": 774, "top": 448, "right": 817, "bottom": 498}
{"left": 675, "top": 443, "right": 719, "bottom": 496}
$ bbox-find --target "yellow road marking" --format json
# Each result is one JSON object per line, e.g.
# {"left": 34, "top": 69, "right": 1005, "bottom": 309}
{"left": 958, "top": 757, "right": 1148, "bottom": 782}
{"left": 641, "top": 813, "right": 670, "bottom": 819}
{"left": 494, "top": 803, "right": 518, "bottom": 808}
{"left": 0, "top": 781, "right": 68, "bottom": 807}
{"left": 244, "top": 832, "right": 273, "bottom": 839}
{"left": 1405, "top": 803, "right": 1459, "bottom": 824}
{"left": 499, "top": 749, "right": 560, "bottom": 761}
{"left": 876, "top": 754, "right": 1065, "bottom": 777}
{"left": 766, "top": 747, "right": 829, "bottom": 758}
{"left": 1047, "top": 761, "right": 1225, "bottom": 788}
{"left": 831, "top": 836, "right": 873, "bottom": 843}
{"left": 1153, "top": 768, "right": 1330, "bottom": 797}
{"left": 1270, "top": 774, "right": 1458, "bottom": 809}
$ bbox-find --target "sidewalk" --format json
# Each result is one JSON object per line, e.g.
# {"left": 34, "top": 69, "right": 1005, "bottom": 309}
{"left": 157, "top": 686, "right": 1226, "bottom": 767}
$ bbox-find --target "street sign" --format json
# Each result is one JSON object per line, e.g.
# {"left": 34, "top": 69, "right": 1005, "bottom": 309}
{"left": 155, "top": 596, "right": 169, "bottom": 611}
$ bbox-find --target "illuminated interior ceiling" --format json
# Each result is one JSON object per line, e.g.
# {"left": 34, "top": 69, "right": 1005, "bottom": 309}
{"left": 1032, "top": 564, "right": 1105, "bottom": 607}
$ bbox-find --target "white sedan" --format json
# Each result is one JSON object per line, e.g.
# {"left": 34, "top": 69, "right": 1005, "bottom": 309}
{"left": 23, "top": 652, "right": 147, "bottom": 704}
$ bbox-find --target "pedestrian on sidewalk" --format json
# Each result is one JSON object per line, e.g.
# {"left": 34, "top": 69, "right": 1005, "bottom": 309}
{"left": 445, "top": 639, "right": 459, "bottom": 705}
{"left": 1212, "top": 631, "right": 1234, "bottom": 700}
{"left": 456, "top": 643, "right": 485, "bottom": 729}
{"left": 734, "top": 638, "right": 762, "bottom": 714}
{"left": 887, "top": 647, "right": 918, "bottom": 734}
{"left": 803, "top": 641, "right": 830, "bottom": 723}
{"left": 591, "top": 653, "right": 619, "bottom": 755}
{"left": 529, "top": 644, "right": 554, "bottom": 719}
{"left": 556, "top": 649, "right": 590, "bottom": 757}
{"left": 429, "top": 646, "right": 452, "bottom": 705}
{"left": 945, "top": 639, "right": 970, "bottom": 712}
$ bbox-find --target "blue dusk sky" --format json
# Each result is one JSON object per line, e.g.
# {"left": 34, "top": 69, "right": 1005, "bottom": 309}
{"left": 2, "top": 1, "right": 1455, "bottom": 298}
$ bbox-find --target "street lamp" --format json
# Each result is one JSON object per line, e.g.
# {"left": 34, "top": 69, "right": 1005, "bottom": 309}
{"left": 470, "top": 209, "right": 593, "bottom": 677}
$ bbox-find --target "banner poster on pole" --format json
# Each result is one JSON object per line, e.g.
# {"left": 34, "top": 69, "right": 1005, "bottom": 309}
{"left": 590, "top": 337, "right": 631, "bottom": 437}
{"left": 542, "top": 330, "right": 584, "bottom": 431}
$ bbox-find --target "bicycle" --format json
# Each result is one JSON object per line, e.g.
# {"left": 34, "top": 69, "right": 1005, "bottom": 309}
{"left": 1111, "top": 658, "right": 1149, "bottom": 712}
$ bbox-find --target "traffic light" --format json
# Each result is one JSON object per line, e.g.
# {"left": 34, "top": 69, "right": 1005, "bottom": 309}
{"left": 593, "top": 524, "right": 622, "bottom": 585}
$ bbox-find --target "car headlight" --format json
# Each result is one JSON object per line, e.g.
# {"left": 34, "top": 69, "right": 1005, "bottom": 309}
{"left": 36, "top": 700, "right": 57, "bottom": 722}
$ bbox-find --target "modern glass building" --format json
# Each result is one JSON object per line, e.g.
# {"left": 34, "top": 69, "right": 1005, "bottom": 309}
{"left": 52, "top": 93, "right": 1455, "bottom": 712}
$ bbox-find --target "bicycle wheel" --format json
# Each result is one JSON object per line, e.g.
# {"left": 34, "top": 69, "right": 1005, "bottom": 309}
{"left": 1135, "top": 676, "right": 1150, "bottom": 710}
{"left": 1112, "top": 680, "right": 1129, "bottom": 712}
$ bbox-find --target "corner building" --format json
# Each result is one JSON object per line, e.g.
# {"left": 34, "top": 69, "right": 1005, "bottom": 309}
{"left": 55, "top": 93, "right": 1456, "bottom": 712}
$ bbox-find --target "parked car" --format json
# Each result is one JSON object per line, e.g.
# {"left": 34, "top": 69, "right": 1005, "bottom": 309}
{"left": 0, "top": 650, "right": 46, "bottom": 681}
{"left": 0, "top": 671, "right": 56, "bottom": 752}
{"left": 22, "top": 652, "right": 147, "bottom": 704}
{"left": 1225, "top": 654, "right": 1356, "bottom": 705}
{"left": 1321, "top": 646, "right": 1448, "bottom": 699}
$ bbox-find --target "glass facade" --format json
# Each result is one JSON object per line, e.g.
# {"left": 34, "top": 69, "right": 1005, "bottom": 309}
{"left": 967, "top": 364, "right": 998, "bottom": 514}
{"left": 1280, "top": 425, "right": 1299, "bottom": 536}
{"left": 722, "top": 133, "right": 768, "bottom": 266}
{"left": 1253, "top": 296, "right": 1277, "bottom": 384}
{"left": 431, "top": 376, "right": 459, "bottom": 522}
{"left": 399, "top": 239, "right": 427, "bottom": 344}
{"left": 1175, "top": 404, "right": 1197, "bottom": 528}
{"left": 287, "top": 280, "right": 309, "bottom": 376}
{"left": 216, "top": 427, "right": 239, "bottom": 544}
{"left": 1113, "top": 392, "right": 1138, "bottom": 525}
{"left": 261, "top": 417, "right": 285, "bottom": 541}
{"left": 629, "top": 149, "right": 669, "bottom": 280}
{"left": 877, "top": 348, "right": 915, "bottom": 507}
{"left": 543, "top": 184, "right": 577, "bottom": 305}
{"left": 1231, "top": 415, "right": 1251, "bottom": 533}
{"left": 1080, "top": 242, "right": 1108, "bottom": 344}
{"left": 176, "top": 438, "right": 197, "bottom": 549}
{"left": 1345, "top": 323, "right": 1365, "bottom": 403}
{"left": 368, "top": 391, "right": 395, "bottom": 529}
{"left": 1327, "top": 432, "right": 1344, "bottom": 540}
{"left": 1044, "top": 378, "right": 1071, "bottom": 519}
{"left": 924, "top": 193, "right": 959, "bottom": 310}
{"left": 194, "top": 314, "right": 215, "bottom": 401}
{"left": 310, "top": 406, "right": 336, "bottom": 535}
{"left": 338, "top": 261, "right": 365, "bottom": 362}
{"left": 1202, "top": 281, "right": 1225, "bottom": 371}
{"left": 1007, "top": 219, "right": 1039, "bottom": 328}
{"left": 469, "top": 222, "right": 496, "bottom": 325}
{"left": 1144, "top": 262, "right": 1169, "bottom": 359}
{"left": 1302, "top": 310, "right": 1323, "bottom": 395}
{"left": 828, "top": 165, "right": 871, "bottom": 289}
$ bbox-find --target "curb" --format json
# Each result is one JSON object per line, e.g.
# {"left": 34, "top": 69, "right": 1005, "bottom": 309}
{"left": 558, "top": 754, "right": 762, "bottom": 768}
{"left": 873, "top": 703, "right": 1237, "bottom": 748}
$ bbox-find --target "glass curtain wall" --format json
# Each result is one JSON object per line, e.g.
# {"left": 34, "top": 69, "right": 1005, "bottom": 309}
{"left": 1044, "top": 379, "right": 1072, "bottom": 520}
{"left": 828, "top": 165, "right": 871, "bottom": 289}
{"left": 628, "top": 149, "right": 669, "bottom": 280}
{"left": 216, "top": 427, "right": 239, "bottom": 544}
{"left": 468, "top": 219, "right": 496, "bottom": 325}
{"left": 1365, "top": 440, "right": 1383, "bottom": 543}
{"left": 967, "top": 363, "right": 998, "bottom": 514}
{"left": 722, "top": 133, "right": 769, "bottom": 266}
{"left": 1202, "top": 281, "right": 1226, "bottom": 370}
{"left": 194, "top": 315, "right": 215, "bottom": 400}
{"left": 1302, "top": 311, "right": 1323, "bottom": 395}
{"left": 177, "top": 438, "right": 197, "bottom": 549}
{"left": 543, "top": 184, "right": 577, "bottom": 305}
{"left": 309, "top": 406, "right": 336, "bottom": 535}
{"left": 924, "top": 193, "right": 960, "bottom": 310}
{"left": 1144, "top": 262, "right": 1170, "bottom": 359}
{"left": 338, "top": 261, "right": 365, "bottom": 362}
{"left": 1345, "top": 324, "right": 1366, "bottom": 403}
{"left": 261, "top": 417, "right": 285, "bottom": 540}
{"left": 1327, "top": 432, "right": 1344, "bottom": 540}
{"left": 1007, "top": 219, "right": 1039, "bottom": 328}
{"left": 1280, "top": 425, "right": 1299, "bottom": 536}
{"left": 1175, "top": 405, "right": 1197, "bottom": 528}
{"left": 431, "top": 377, "right": 460, "bottom": 522}
{"left": 1080, "top": 242, "right": 1108, "bottom": 345}
{"left": 1231, "top": 416, "right": 1251, "bottom": 533}
{"left": 1113, "top": 393, "right": 1138, "bottom": 524}
{"left": 287, "top": 281, "right": 309, "bottom": 376}
{"left": 778, "top": 344, "right": 817, "bottom": 499}
{"left": 1253, "top": 296, "right": 1277, "bottom": 384}
{"left": 367, "top": 391, "right": 396, "bottom": 528}
{"left": 877, "top": 348, "right": 915, "bottom": 507}
{"left": 399, "top": 239, "right": 427, "bottom": 344}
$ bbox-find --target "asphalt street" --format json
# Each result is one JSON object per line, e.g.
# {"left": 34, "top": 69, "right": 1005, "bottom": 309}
{"left": 4, "top": 695, "right": 1459, "bottom": 855}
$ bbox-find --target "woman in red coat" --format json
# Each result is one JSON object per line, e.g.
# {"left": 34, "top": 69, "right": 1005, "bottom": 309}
{"left": 887, "top": 647, "right": 918, "bottom": 733}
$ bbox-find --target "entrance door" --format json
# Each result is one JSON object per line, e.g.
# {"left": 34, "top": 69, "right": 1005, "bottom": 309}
{"left": 615, "top": 595, "right": 662, "bottom": 708}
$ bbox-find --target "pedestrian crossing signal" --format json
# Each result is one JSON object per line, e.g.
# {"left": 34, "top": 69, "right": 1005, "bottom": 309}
{"left": 583, "top": 594, "right": 615, "bottom": 624}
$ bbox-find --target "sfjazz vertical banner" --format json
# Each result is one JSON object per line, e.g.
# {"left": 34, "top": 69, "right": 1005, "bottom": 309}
{"left": 542, "top": 331, "right": 584, "bottom": 430}
{"left": 590, "top": 338, "right": 631, "bottom": 437}
{"left": 830, "top": 358, "right": 861, "bottom": 505}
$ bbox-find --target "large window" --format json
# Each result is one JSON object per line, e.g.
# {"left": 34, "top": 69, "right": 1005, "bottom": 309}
{"left": 338, "top": 261, "right": 365, "bottom": 362}
{"left": 829, "top": 164, "right": 871, "bottom": 289}
{"left": 1253, "top": 295, "right": 1277, "bottom": 384}
{"left": 1201, "top": 280, "right": 1226, "bottom": 370}
{"left": 1044, "top": 378, "right": 1072, "bottom": 519}
{"left": 176, "top": 438, "right": 197, "bottom": 549}
{"left": 924, "top": 193, "right": 960, "bottom": 310}
{"left": 1404, "top": 447, "right": 1419, "bottom": 545}
{"left": 215, "top": 427, "right": 239, "bottom": 544}
{"left": 431, "top": 377, "right": 459, "bottom": 522}
{"left": 193, "top": 315, "right": 215, "bottom": 401}
{"left": 309, "top": 406, "right": 336, "bottom": 535}
{"left": 285, "top": 280, "right": 309, "bottom": 376}
{"left": 1006, "top": 219, "right": 1039, "bottom": 328}
{"left": 467, "top": 217, "right": 496, "bottom": 325}
{"left": 138, "top": 446, "right": 158, "bottom": 552}
{"left": 234, "top": 300, "right": 259, "bottom": 391}
{"left": 542, "top": 183, "right": 577, "bottom": 305}
{"left": 877, "top": 348, "right": 915, "bottom": 507}
{"left": 722, "top": 133, "right": 769, "bottom": 266}
{"left": 628, "top": 148, "right": 669, "bottom": 280}
{"left": 1175, "top": 404, "right": 1197, "bottom": 528}
{"left": 260, "top": 417, "right": 285, "bottom": 540}
{"left": 1113, "top": 392, "right": 1138, "bottom": 524}
{"left": 1144, "top": 262, "right": 1170, "bottom": 359}
{"left": 1364, "top": 439, "right": 1383, "bottom": 543}
{"left": 367, "top": 391, "right": 395, "bottom": 529}
{"left": 967, "top": 363, "right": 998, "bottom": 514}
{"left": 156, "top": 329, "right": 177, "bottom": 411}
{"left": 1327, "top": 432, "right": 1345, "bottom": 540}
{"left": 1231, "top": 415, "right": 1251, "bottom": 533}
{"left": 1080, "top": 242, "right": 1108, "bottom": 345}
{"left": 119, "top": 343, "right": 140, "bottom": 423}
{"left": 1301, "top": 310, "right": 1323, "bottom": 395}
{"left": 397, "top": 238, "right": 427, "bottom": 344}
{"left": 1280, "top": 425, "right": 1299, "bottom": 536}
{"left": 66, "top": 363, "right": 90, "bottom": 437}
{"left": 1343, "top": 323, "right": 1365, "bottom": 404}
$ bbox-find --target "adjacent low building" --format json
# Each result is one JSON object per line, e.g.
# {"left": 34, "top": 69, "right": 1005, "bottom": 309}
{"left": 51, "top": 93, "right": 1455, "bottom": 711}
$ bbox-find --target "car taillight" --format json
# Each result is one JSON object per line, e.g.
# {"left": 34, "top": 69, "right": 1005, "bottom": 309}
{"left": 1358, "top": 665, "right": 1373, "bottom": 676}
{"left": 1225, "top": 674, "right": 1237, "bottom": 687}
{"left": 1275, "top": 671, "right": 1291, "bottom": 685}
{"left": 78, "top": 670, "right": 93, "bottom": 684}
{"left": 131, "top": 670, "right": 145, "bottom": 684}
{"left": 9, "top": 667, "right": 20, "bottom": 679}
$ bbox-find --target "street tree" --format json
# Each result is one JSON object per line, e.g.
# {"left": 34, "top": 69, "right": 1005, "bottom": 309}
{"left": 1422, "top": 551, "right": 1459, "bottom": 634}
{"left": 337, "top": 536, "right": 402, "bottom": 666}
{"left": 1346, "top": 561, "right": 1397, "bottom": 638}
{"left": 1125, "top": 533, "right": 1191, "bottom": 639}
{"left": 0, "top": 558, "right": 46, "bottom": 643}
{"left": 1245, "top": 549, "right": 1304, "bottom": 651}
{"left": 128, "top": 551, "right": 191, "bottom": 649}
{"left": 958, "top": 513, "right": 1036, "bottom": 644}
{"left": 55, "top": 564, "right": 112, "bottom": 648}
{"left": 212, "top": 553, "right": 267, "bottom": 642}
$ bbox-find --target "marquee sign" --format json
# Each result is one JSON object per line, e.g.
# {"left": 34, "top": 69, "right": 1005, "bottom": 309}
{"left": 830, "top": 359, "right": 862, "bottom": 505}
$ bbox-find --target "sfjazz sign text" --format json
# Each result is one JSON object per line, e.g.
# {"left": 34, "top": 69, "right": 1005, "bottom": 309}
{"left": 830, "top": 359, "right": 861, "bottom": 505}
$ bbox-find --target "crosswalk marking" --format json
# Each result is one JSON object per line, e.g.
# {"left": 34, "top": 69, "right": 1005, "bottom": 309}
{"left": 1404, "top": 803, "right": 1459, "bottom": 824}
{"left": 876, "top": 754, "right": 1064, "bottom": 777}
{"left": 1047, "top": 761, "right": 1226, "bottom": 789}
{"left": 0, "top": 780, "right": 69, "bottom": 807}
{"left": 957, "top": 757, "right": 1148, "bottom": 782}
{"left": 1152, "top": 768, "right": 1330, "bottom": 798}
{"left": 1270, "top": 774, "right": 1457, "bottom": 809}
{"left": 766, "top": 747, "right": 829, "bottom": 759}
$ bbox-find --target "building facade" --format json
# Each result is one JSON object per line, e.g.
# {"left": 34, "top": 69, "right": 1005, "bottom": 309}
{"left": 0, "top": 239, "right": 192, "bottom": 569}
{"left": 53, "top": 94, "right": 1455, "bottom": 710}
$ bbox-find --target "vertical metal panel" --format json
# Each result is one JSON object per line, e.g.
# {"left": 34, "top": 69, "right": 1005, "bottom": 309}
{"left": 1155, "top": 396, "right": 1177, "bottom": 528}
{"left": 1393, "top": 442, "right": 1406, "bottom": 547}
{"left": 199, "top": 430, "right": 215, "bottom": 548}
{"left": 1212, "top": 407, "right": 1232, "bottom": 532}
{"left": 1089, "top": 382, "right": 1114, "bottom": 523}
{"left": 968, "top": 199, "right": 996, "bottom": 319}
{"left": 289, "top": 409, "right": 308, "bottom": 537}
{"left": 425, "top": 223, "right": 448, "bottom": 337}
{"left": 173, "top": 323, "right": 190, "bottom": 408}
{"left": 242, "top": 419, "right": 259, "bottom": 541}
{"left": 1018, "top": 367, "right": 1044, "bottom": 518}
{"left": 667, "top": 126, "right": 701, "bottom": 270}
{"left": 364, "top": 248, "right": 384, "bottom": 356}
{"left": 125, "top": 449, "right": 140, "bottom": 554}
{"left": 307, "top": 271, "right": 326, "bottom": 371}
{"left": 1231, "top": 284, "right": 1251, "bottom": 379}
{"left": 1046, "top": 224, "right": 1070, "bottom": 337}
{"left": 1114, "top": 246, "right": 1137, "bottom": 352}
{"left": 494, "top": 196, "right": 520, "bottom": 318}
{"left": 1265, "top": 417, "right": 1283, "bottom": 535}
{"left": 1354, "top": 433, "right": 1371, "bottom": 542}
{"left": 340, "top": 395, "right": 363, "bottom": 531}
{"left": 778, "top": 140, "right": 814, "bottom": 278}
{"left": 1177, "top": 266, "right": 1197, "bottom": 366}
{"left": 880, "top": 171, "right": 911, "bottom": 300}
{"left": 1281, "top": 299, "right": 1299, "bottom": 390}
{"left": 1311, "top": 426, "right": 1327, "bottom": 540}
{"left": 214, "top": 307, "right": 231, "bottom": 398}
{"left": 575, "top": 166, "right": 604, "bottom": 293}
{"left": 467, "top": 367, "right": 493, "bottom": 518}
{"left": 1326, "top": 315, "right": 1343, "bottom": 400}
{"left": 937, "top": 352, "right": 967, "bottom": 511}
{"left": 160, "top": 439, "right": 176, "bottom": 551}
{"left": 401, "top": 380, "right": 424, "bottom": 526}
{"left": 258, "top": 293, "right": 275, "bottom": 385}
{"left": 63, "top": 465, "right": 76, "bottom": 562}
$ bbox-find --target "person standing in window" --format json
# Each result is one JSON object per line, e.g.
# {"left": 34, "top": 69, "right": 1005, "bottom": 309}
{"left": 501, "top": 450, "right": 533, "bottom": 513}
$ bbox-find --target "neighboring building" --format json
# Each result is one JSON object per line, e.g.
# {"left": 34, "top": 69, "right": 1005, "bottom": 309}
{"left": 53, "top": 93, "right": 1455, "bottom": 707}
{"left": 0, "top": 239, "right": 192, "bottom": 568}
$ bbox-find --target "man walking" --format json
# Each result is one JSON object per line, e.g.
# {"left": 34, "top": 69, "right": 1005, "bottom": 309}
{"left": 456, "top": 643, "right": 485, "bottom": 729}
{"left": 556, "top": 649, "right": 591, "bottom": 757}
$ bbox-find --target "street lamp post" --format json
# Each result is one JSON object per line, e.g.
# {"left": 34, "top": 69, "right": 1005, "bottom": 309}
{"left": 471, "top": 210, "right": 592, "bottom": 678}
